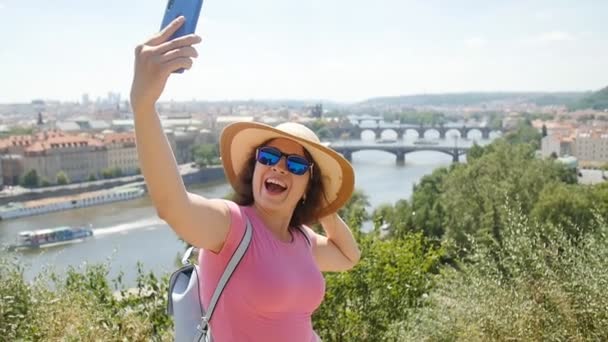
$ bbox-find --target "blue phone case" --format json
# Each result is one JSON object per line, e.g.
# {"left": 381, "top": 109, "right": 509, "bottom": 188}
{"left": 160, "top": 0, "right": 204, "bottom": 73}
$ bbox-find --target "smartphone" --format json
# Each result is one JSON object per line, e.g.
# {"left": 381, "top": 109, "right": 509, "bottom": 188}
{"left": 160, "top": 0, "right": 204, "bottom": 73}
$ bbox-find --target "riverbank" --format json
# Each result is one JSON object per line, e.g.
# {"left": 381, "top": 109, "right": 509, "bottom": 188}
{"left": 0, "top": 164, "right": 227, "bottom": 205}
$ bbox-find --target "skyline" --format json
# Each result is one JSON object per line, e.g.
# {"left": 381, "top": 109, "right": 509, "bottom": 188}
{"left": 1, "top": 0, "right": 607, "bottom": 104}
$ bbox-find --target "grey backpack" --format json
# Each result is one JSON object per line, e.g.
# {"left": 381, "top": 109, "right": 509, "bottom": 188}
{"left": 167, "top": 218, "right": 253, "bottom": 342}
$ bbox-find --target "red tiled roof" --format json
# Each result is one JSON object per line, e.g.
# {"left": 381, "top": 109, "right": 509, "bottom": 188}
{"left": 101, "top": 132, "right": 136, "bottom": 145}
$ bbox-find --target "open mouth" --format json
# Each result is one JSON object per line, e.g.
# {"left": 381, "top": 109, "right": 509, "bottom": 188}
{"left": 264, "top": 178, "right": 288, "bottom": 194}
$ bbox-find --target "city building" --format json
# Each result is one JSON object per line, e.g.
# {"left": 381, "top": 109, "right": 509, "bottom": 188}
{"left": 165, "top": 129, "right": 198, "bottom": 165}
{"left": 214, "top": 116, "right": 254, "bottom": 131}
{"left": 56, "top": 116, "right": 112, "bottom": 133}
{"left": 532, "top": 120, "right": 576, "bottom": 137}
{"left": 100, "top": 132, "right": 139, "bottom": 175}
{"left": 22, "top": 133, "right": 107, "bottom": 184}
{"left": 541, "top": 134, "right": 574, "bottom": 158}
{"left": 573, "top": 131, "right": 608, "bottom": 165}
{"left": 502, "top": 112, "right": 522, "bottom": 129}
{"left": 1, "top": 154, "right": 24, "bottom": 186}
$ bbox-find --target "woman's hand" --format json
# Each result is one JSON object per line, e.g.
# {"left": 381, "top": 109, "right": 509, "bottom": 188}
{"left": 130, "top": 16, "right": 202, "bottom": 112}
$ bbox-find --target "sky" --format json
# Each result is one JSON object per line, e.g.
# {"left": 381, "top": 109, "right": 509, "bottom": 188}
{"left": 0, "top": 0, "right": 607, "bottom": 103}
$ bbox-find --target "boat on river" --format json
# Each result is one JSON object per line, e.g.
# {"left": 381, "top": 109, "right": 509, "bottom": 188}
{"left": 8, "top": 225, "right": 94, "bottom": 251}
{"left": 0, "top": 185, "right": 145, "bottom": 221}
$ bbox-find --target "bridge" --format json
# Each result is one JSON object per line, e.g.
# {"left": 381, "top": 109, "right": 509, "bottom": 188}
{"left": 331, "top": 123, "right": 502, "bottom": 140}
{"left": 329, "top": 142, "right": 471, "bottom": 165}
{"left": 330, "top": 116, "right": 504, "bottom": 140}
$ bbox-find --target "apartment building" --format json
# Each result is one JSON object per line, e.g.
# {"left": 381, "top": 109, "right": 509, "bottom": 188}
{"left": 166, "top": 130, "right": 198, "bottom": 164}
{"left": 101, "top": 132, "right": 139, "bottom": 175}
{"left": 541, "top": 134, "right": 574, "bottom": 158}
{"left": 0, "top": 127, "right": 210, "bottom": 185}
{"left": 0, "top": 135, "right": 35, "bottom": 185}
{"left": 1, "top": 155, "right": 24, "bottom": 186}
{"left": 22, "top": 134, "right": 107, "bottom": 183}
{"left": 573, "top": 132, "right": 608, "bottom": 164}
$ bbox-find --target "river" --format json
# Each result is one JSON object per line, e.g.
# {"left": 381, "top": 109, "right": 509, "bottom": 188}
{"left": 0, "top": 133, "right": 495, "bottom": 286}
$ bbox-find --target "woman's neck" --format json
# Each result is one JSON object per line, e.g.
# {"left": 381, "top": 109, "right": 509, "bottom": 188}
{"left": 252, "top": 202, "right": 294, "bottom": 242}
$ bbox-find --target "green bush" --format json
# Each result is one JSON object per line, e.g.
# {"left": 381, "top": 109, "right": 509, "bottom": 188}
{"left": 0, "top": 255, "right": 173, "bottom": 341}
{"left": 56, "top": 171, "right": 70, "bottom": 185}
{"left": 102, "top": 168, "right": 113, "bottom": 179}
{"left": 313, "top": 233, "right": 443, "bottom": 341}
{"left": 20, "top": 169, "right": 39, "bottom": 188}
{"left": 392, "top": 210, "right": 608, "bottom": 341}
{"left": 112, "top": 167, "right": 123, "bottom": 178}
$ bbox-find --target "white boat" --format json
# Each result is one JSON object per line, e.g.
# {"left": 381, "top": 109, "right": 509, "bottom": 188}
{"left": 8, "top": 225, "right": 94, "bottom": 251}
{"left": 0, "top": 185, "right": 145, "bottom": 221}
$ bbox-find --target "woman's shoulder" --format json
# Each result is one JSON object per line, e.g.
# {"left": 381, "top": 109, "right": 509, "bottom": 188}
{"left": 200, "top": 200, "right": 248, "bottom": 258}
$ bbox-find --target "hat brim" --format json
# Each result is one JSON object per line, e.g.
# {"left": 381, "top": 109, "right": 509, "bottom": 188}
{"left": 220, "top": 122, "right": 355, "bottom": 218}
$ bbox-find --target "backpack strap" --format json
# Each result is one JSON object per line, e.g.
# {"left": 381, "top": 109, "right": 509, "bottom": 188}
{"left": 294, "top": 225, "right": 312, "bottom": 247}
{"left": 193, "top": 217, "right": 253, "bottom": 341}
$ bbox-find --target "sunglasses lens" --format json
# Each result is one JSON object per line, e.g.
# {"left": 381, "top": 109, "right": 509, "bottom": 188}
{"left": 258, "top": 148, "right": 280, "bottom": 166}
{"left": 258, "top": 147, "right": 310, "bottom": 175}
{"left": 287, "top": 156, "right": 310, "bottom": 175}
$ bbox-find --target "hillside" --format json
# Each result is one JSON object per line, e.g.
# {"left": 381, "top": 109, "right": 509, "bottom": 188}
{"left": 570, "top": 86, "right": 608, "bottom": 110}
{"left": 358, "top": 92, "right": 586, "bottom": 107}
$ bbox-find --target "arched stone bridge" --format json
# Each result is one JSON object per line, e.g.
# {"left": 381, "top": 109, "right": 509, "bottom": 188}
{"left": 332, "top": 122, "right": 502, "bottom": 140}
{"left": 329, "top": 143, "right": 471, "bottom": 164}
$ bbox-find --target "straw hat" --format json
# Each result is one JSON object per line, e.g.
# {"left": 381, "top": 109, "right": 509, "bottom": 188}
{"left": 220, "top": 121, "right": 355, "bottom": 218}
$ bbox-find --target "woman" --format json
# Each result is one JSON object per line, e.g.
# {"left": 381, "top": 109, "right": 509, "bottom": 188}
{"left": 131, "top": 17, "right": 361, "bottom": 341}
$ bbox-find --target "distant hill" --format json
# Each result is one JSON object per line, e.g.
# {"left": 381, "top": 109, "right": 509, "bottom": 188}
{"left": 570, "top": 86, "right": 608, "bottom": 110}
{"left": 358, "top": 92, "right": 587, "bottom": 107}
{"left": 160, "top": 99, "right": 347, "bottom": 111}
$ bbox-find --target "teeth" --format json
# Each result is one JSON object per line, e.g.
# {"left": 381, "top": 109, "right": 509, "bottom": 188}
{"left": 266, "top": 178, "right": 287, "bottom": 188}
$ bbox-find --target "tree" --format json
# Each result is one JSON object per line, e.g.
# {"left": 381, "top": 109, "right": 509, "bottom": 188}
{"left": 336, "top": 189, "right": 370, "bottom": 240}
{"left": 315, "top": 127, "right": 334, "bottom": 141}
{"left": 487, "top": 112, "right": 505, "bottom": 130}
{"left": 438, "top": 141, "right": 567, "bottom": 251}
{"left": 56, "top": 171, "right": 69, "bottom": 185}
{"left": 532, "top": 182, "right": 601, "bottom": 237}
{"left": 193, "top": 143, "right": 219, "bottom": 167}
{"left": 21, "top": 169, "right": 39, "bottom": 188}
{"left": 467, "top": 142, "right": 485, "bottom": 161}
{"left": 111, "top": 167, "right": 123, "bottom": 178}
{"left": 309, "top": 120, "right": 334, "bottom": 141}
{"left": 554, "top": 162, "right": 578, "bottom": 184}
{"left": 313, "top": 233, "right": 443, "bottom": 341}
{"left": 505, "top": 121, "right": 542, "bottom": 148}
{"left": 0, "top": 126, "right": 34, "bottom": 138}
{"left": 88, "top": 174, "right": 97, "bottom": 182}
{"left": 372, "top": 199, "right": 417, "bottom": 240}
{"left": 392, "top": 111, "right": 446, "bottom": 126}
{"left": 570, "top": 85, "right": 608, "bottom": 110}
{"left": 410, "top": 167, "right": 449, "bottom": 239}
{"left": 541, "top": 124, "right": 548, "bottom": 137}
{"left": 395, "top": 212, "right": 608, "bottom": 341}
{"left": 102, "top": 168, "right": 113, "bottom": 179}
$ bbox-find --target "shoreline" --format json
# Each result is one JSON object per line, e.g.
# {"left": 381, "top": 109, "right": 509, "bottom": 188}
{"left": 0, "top": 164, "right": 227, "bottom": 205}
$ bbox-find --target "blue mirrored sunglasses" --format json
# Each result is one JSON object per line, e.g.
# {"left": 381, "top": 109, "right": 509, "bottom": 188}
{"left": 256, "top": 146, "right": 313, "bottom": 176}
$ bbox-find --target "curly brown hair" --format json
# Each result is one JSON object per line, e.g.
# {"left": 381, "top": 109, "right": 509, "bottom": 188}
{"left": 231, "top": 143, "right": 327, "bottom": 228}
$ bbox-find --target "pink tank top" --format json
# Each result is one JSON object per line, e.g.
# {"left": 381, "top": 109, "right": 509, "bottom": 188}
{"left": 198, "top": 200, "right": 325, "bottom": 342}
